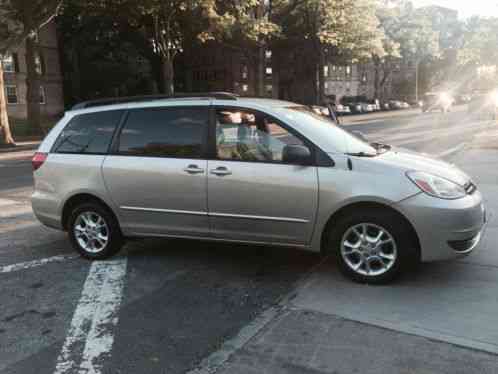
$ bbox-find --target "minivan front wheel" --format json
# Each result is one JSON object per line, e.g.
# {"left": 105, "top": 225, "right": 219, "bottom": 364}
{"left": 327, "top": 209, "right": 416, "bottom": 283}
{"left": 68, "top": 203, "right": 123, "bottom": 259}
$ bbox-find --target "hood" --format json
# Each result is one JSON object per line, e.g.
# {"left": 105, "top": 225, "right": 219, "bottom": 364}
{"left": 376, "top": 147, "right": 471, "bottom": 186}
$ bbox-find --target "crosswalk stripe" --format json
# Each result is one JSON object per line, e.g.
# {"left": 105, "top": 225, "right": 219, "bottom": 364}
{"left": 54, "top": 258, "right": 128, "bottom": 374}
{"left": 0, "top": 254, "right": 77, "bottom": 274}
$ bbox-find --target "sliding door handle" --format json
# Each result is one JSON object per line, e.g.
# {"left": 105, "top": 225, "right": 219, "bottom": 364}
{"left": 184, "top": 165, "right": 205, "bottom": 174}
{"left": 210, "top": 166, "right": 232, "bottom": 176}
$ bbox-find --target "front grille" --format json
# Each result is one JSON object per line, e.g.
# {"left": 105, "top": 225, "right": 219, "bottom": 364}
{"left": 464, "top": 181, "right": 476, "bottom": 195}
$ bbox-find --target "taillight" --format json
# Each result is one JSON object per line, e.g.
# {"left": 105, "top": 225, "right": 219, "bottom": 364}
{"left": 32, "top": 152, "right": 48, "bottom": 171}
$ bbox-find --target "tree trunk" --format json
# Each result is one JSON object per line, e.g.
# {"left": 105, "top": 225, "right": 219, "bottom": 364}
{"left": 257, "top": 46, "right": 265, "bottom": 97}
{"left": 379, "top": 68, "right": 392, "bottom": 100}
{"left": 0, "top": 62, "right": 15, "bottom": 145}
{"left": 317, "top": 47, "right": 325, "bottom": 105}
{"left": 70, "top": 46, "right": 82, "bottom": 103}
{"left": 25, "top": 36, "right": 43, "bottom": 135}
{"left": 161, "top": 55, "right": 174, "bottom": 96}
{"left": 373, "top": 57, "right": 381, "bottom": 100}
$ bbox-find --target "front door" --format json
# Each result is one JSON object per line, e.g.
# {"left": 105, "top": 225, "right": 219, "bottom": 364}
{"left": 207, "top": 107, "right": 318, "bottom": 245}
{"left": 103, "top": 105, "right": 210, "bottom": 237}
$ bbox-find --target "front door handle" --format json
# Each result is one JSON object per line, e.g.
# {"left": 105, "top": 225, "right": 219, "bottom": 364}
{"left": 210, "top": 166, "right": 232, "bottom": 176}
{"left": 184, "top": 164, "right": 205, "bottom": 174}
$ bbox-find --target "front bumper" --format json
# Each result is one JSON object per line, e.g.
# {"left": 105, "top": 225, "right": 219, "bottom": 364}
{"left": 395, "top": 190, "right": 486, "bottom": 262}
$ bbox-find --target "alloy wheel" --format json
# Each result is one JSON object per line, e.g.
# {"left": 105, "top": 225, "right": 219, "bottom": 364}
{"left": 73, "top": 211, "right": 109, "bottom": 253}
{"left": 340, "top": 223, "right": 398, "bottom": 277}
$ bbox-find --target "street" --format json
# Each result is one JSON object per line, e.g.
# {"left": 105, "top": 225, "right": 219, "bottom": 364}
{"left": 1, "top": 107, "right": 498, "bottom": 374}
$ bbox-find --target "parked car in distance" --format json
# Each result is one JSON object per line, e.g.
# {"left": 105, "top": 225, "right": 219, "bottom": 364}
{"left": 32, "top": 93, "right": 486, "bottom": 284}
{"left": 336, "top": 104, "right": 351, "bottom": 115}
{"left": 455, "top": 94, "right": 472, "bottom": 105}
{"left": 389, "top": 100, "right": 403, "bottom": 110}
{"left": 422, "top": 92, "right": 453, "bottom": 113}
{"left": 359, "top": 103, "right": 375, "bottom": 113}
{"left": 347, "top": 102, "right": 363, "bottom": 114}
{"left": 401, "top": 102, "right": 410, "bottom": 109}
{"left": 381, "top": 102, "right": 391, "bottom": 111}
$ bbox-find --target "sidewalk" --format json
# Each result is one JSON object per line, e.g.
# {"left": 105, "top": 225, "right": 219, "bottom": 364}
{"left": 0, "top": 141, "right": 41, "bottom": 154}
{"left": 211, "top": 129, "right": 498, "bottom": 374}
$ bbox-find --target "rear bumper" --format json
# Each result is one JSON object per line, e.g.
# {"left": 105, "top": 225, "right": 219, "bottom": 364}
{"left": 32, "top": 190, "right": 63, "bottom": 230}
{"left": 395, "top": 191, "right": 485, "bottom": 262}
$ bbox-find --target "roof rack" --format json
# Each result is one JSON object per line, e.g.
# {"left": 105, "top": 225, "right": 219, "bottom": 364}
{"left": 71, "top": 92, "right": 238, "bottom": 110}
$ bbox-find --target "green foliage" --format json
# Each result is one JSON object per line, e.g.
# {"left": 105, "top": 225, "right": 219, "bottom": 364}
{"left": 0, "top": 0, "right": 62, "bottom": 54}
{"left": 458, "top": 16, "right": 498, "bottom": 68}
{"left": 275, "top": 0, "right": 385, "bottom": 60}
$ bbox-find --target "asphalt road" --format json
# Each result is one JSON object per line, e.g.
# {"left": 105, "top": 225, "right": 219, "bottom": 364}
{"left": 0, "top": 107, "right": 495, "bottom": 374}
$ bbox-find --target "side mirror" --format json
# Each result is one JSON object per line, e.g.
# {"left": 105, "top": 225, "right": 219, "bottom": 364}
{"left": 282, "top": 145, "right": 312, "bottom": 165}
{"left": 352, "top": 130, "right": 368, "bottom": 142}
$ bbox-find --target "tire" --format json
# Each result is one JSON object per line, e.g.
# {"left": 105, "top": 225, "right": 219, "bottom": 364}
{"left": 68, "top": 202, "right": 124, "bottom": 260}
{"left": 326, "top": 208, "right": 418, "bottom": 284}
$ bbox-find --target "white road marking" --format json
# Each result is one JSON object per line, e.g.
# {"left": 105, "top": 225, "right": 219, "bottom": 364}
{"left": 435, "top": 142, "right": 468, "bottom": 158}
{"left": 54, "top": 258, "right": 128, "bottom": 374}
{"left": 0, "top": 254, "right": 77, "bottom": 274}
{"left": 0, "top": 198, "right": 18, "bottom": 207}
{"left": 0, "top": 205, "right": 34, "bottom": 218}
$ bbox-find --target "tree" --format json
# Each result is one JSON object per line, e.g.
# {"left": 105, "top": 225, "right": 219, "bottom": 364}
{"left": 273, "top": 0, "right": 385, "bottom": 104}
{"left": 0, "top": 0, "right": 61, "bottom": 145}
{"left": 58, "top": 0, "right": 157, "bottom": 105}
{"left": 373, "top": 2, "right": 439, "bottom": 100}
{"left": 458, "top": 17, "right": 498, "bottom": 67}
{"left": 133, "top": 0, "right": 210, "bottom": 96}
{"left": 200, "top": 0, "right": 281, "bottom": 97}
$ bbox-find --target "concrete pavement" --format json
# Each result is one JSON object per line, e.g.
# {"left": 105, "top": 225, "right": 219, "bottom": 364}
{"left": 1, "top": 109, "right": 498, "bottom": 374}
{"left": 209, "top": 128, "right": 498, "bottom": 374}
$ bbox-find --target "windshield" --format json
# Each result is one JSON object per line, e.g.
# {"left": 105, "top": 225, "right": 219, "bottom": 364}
{"left": 279, "top": 106, "right": 378, "bottom": 156}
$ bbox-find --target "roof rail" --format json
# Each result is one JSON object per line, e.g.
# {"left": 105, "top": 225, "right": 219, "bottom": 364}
{"left": 71, "top": 92, "right": 238, "bottom": 110}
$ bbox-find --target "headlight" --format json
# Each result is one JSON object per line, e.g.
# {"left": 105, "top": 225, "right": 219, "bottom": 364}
{"left": 406, "top": 171, "right": 466, "bottom": 199}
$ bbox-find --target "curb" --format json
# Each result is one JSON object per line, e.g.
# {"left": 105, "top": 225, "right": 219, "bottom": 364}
{"left": 0, "top": 143, "right": 40, "bottom": 154}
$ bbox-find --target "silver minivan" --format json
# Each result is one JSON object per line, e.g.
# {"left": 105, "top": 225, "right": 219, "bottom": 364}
{"left": 32, "top": 93, "right": 486, "bottom": 283}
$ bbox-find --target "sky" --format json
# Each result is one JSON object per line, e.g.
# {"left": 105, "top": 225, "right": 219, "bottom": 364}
{"left": 413, "top": 0, "right": 498, "bottom": 18}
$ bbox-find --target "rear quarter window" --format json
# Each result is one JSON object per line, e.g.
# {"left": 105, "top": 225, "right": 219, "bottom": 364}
{"left": 52, "top": 110, "right": 123, "bottom": 154}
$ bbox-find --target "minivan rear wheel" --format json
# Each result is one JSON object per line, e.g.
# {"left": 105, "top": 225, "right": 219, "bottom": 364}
{"left": 68, "top": 202, "right": 123, "bottom": 259}
{"left": 327, "top": 209, "right": 417, "bottom": 284}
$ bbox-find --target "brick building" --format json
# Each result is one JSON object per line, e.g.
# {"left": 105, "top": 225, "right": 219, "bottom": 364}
{"left": 182, "top": 44, "right": 277, "bottom": 99}
{"left": 2, "top": 20, "right": 64, "bottom": 119}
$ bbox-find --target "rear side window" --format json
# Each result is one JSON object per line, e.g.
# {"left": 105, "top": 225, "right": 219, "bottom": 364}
{"left": 117, "top": 107, "right": 208, "bottom": 158}
{"left": 52, "top": 110, "right": 123, "bottom": 154}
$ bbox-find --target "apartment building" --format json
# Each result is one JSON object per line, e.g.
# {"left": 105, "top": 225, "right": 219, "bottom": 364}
{"left": 2, "top": 20, "right": 64, "bottom": 119}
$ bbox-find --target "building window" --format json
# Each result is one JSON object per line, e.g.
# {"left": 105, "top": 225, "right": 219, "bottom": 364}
{"left": 265, "top": 67, "right": 272, "bottom": 76}
{"left": 35, "top": 52, "right": 45, "bottom": 75}
{"left": 346, "top": 65, "right": 352, "bottom": 78}
{"left": 5, "top": 86, "right": 18, "bottom": 104}
{"left": 39, "top": 86, "right": 46, "bottom": 104}
{"left": 362, "top": 72, "right": 367, "bottom": 83}
{"left": 265, "top": 50, "right": 272, "bottom": 59}
{"left": 2, "top": 54, "right": 16, "bottom": 72}
{"left": 241, "top": 65, "right": 248, "bottom": 80}
{"left": 323, "top": 65, "right": 329, "bottom": 77}
{"left": 265, "top": 84, "right": 273, "bottom": 95}
{"left": 242, "top": 84, "right": 248, "bottom": 92}
{"left": 332, "top": 65, "right": 337, "bottom": 71}
{"left": 324, "top": 81, "right": 329, "bottom": 91}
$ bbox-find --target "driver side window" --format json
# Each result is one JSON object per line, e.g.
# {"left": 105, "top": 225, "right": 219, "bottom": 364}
{"left": 215, "top": 108, "right": 305, "bottom": 163}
